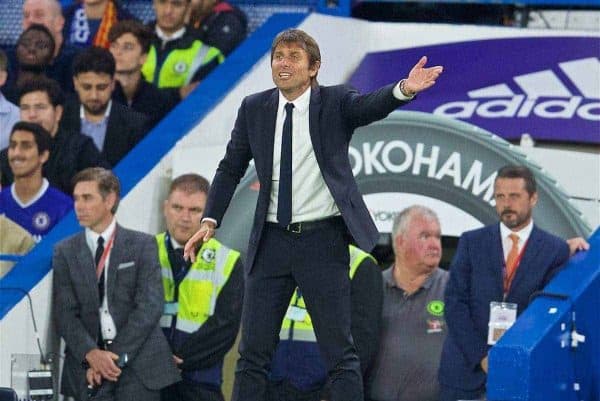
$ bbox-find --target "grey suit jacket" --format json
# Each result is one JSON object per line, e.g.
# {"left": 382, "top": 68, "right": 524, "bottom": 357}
{"left": 52, "top": 224, "right": 180, "bottom": 399}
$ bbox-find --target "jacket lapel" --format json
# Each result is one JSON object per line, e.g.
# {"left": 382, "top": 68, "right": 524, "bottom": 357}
{"left": 261, "top": 89, "right": 279, "bottom": 183}
{"left": 75, "top": 233, "right": 100, "bottom": 306}
{"left": 308, "top": 85, "right": 323, "bottom": 161}
{"left": 106, "top": 225, "right": 123, "bottom": 304}
{"left": 490, "top": 224, "right": 505, "bottom": 297}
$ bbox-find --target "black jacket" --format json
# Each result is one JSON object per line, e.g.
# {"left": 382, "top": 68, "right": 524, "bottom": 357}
{"left": 1, "top": 128, "right": 109, "bottom": 194}
{"left": 195, "top": 1, "right": 247, "bottom": 56}
{"left": 112, "top": 79, "right": 177, "bottom": 128}
{"left": 60, "top": 99, "right": 149, "bottom": 167}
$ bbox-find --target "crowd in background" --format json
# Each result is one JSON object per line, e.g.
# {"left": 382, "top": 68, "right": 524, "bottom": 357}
{"left": 0, "top": 0, "right": 249, "bottom": 270}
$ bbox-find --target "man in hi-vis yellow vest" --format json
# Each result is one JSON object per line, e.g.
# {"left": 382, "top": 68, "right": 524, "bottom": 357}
{"left": 267, "top": 245, "right": 383, "bottom": 401}
{"left": 157, "top": 174, "right": 243, "bottom": 401}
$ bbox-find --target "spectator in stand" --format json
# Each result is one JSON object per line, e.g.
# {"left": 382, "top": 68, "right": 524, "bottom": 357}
{"left": 0, "top": 121, "right": 72, "bottom": 242}
{"left": 0, "top": 214, "right": 36, "bottom": 278}
{"left": 3, "top": 24, "right": 56, "bottom": 103}
{"left": 0, "top": 77, "right": 108, "bottom": 194}
{"left": 108, "top": 20, "right": 175, "bottom": 128}
{"left": 63, "top": 0, "right": 135, "bottom": 49}
{"left": 143, "top": 0, "right": 224, "bottom": 99}
{"left": 0, "top": 50, "right": 20, "bottom": 151}
{"left": 187, "top": 0, "right": 247, "bottom": 56}
{"left": 61, "top": 46, "right": 148, "bottom": 167}
{"left": 22, "top": 0, "right": 80, "bottom": 91}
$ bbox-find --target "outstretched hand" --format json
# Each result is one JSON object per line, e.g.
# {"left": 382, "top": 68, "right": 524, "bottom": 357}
{"left": 403, "top": 56, "right": 444, "bottom": 95}
{"left": 183, "top": 221, "right": 216, "bottom": 262}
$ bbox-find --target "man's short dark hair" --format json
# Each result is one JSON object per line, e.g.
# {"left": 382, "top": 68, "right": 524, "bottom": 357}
{"left": 18, "top": 77, "right": 65, "bottom": 107}
{"left": 0, "top": 48, "right": 8, "bottom": 72}
{"left": 495, "top": 165, "right": 537, "bottom": 195}
{"left": 18, "top": 23, "right": 56, "bottom": 60}
{"left": 168, "top": 173, "right": 210, "bottom": 196}
{"left": 72, "top": 167, "right": 121, "bottom": 213}
{"left": 108, "top": 20, "right": 154, "bottom": 55}
{"left": 10, "top": 121, "right": 52, "bottom": 155}
{"left": 72, "top": 46, "right": 116, "bottom": 77}
{"left": 271, "top": 29, "right": 321, "bottom": 80}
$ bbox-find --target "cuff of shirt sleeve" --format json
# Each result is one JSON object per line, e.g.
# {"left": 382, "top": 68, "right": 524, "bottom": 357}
{"left": 201, "top": 217, "right": 218, "bottom": 226}
{"left": 393, "top": 80, "right": 416, "bottom": 100}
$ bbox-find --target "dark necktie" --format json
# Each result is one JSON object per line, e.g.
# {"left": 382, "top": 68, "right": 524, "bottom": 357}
{"left": 95, "top": 236, "right": 105, "bottom": 304}
{"left": 277, "top": 102, "right": 294, "bottom": 227}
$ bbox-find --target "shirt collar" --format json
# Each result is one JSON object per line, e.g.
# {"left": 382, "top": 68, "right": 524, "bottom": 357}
{"left": 167, "top": 232, "right": 184, "bottom": 250}
{"left": 10, "top": 178, "right": 49, "bottom": 208}
{"left": 500, "top": 219, "right": 534, "bottom": 244}
{"left": 382, "top": 265, "right": 437, "bottom": 291}
{"left": 86, "top": 217, "right": 117, "bottom": 250}
{"left": 80, "top": 101, "right": 112, "bottom": 121}
{"left": 155, "top": 26, "right": 186, "bottom": 43}
{"left": 278, "top": 86, "right": 311, "bottom": 115}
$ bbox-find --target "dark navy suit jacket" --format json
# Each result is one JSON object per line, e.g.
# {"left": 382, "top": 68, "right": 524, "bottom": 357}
{"left": 439, "top": 223, "right": 569, "bottom": 391}
{"left": 204, "top": 83, "right": 407, "bottom": 273}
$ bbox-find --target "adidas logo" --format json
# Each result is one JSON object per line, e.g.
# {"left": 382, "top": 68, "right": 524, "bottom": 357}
{"left": 433, "top": 57, "right": 600, "bottom": 121}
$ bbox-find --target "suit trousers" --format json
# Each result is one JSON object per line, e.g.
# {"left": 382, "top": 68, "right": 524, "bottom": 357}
{"left": 232, "top": 219, "right": 362, "bottom": 401}
{"left": 161, "top": 380, "right": 224, "bottom": 401}
{"left": 439, "top": 384, "right": 486, "bottom": 401}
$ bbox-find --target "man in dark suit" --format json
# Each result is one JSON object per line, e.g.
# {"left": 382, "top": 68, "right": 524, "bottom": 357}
{"left": 53, "top": 167, "right": 180, "bottom": 400}
{"left": 438, "top": 165, "right": 587, "bottom": 401}
{"left": 60, "top": 46, "right": 148, "bottom": 167}
{"left": 184, "top": 29, "right": 443, "bottom": 401}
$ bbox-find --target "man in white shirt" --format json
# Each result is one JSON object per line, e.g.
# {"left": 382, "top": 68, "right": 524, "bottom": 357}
{"left": 184, "top": 28, "right": 443, "bottom": 401}
{"left": 439, "top": 165, "right": 589, "bottom": 401}
{"left": 52, "top": 167, "right": 179, "bottom": 400}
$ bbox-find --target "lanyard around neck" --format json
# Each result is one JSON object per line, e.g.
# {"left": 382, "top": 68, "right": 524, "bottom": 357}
{"left": 96, "top": 229, "right": 116, "bottom": 280}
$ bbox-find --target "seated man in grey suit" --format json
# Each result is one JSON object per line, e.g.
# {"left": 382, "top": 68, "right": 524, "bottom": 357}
{"left": 52, "top": 167, "right": 180, "bottom": 401}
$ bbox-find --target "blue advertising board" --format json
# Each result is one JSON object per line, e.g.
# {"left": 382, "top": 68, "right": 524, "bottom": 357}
{"left": 349, "top": 37, "right": 600, "bottom": 144}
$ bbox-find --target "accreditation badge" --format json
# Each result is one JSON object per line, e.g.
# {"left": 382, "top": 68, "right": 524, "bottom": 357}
{"left": 488, "top": 301, "right": 517, "bottom": 345}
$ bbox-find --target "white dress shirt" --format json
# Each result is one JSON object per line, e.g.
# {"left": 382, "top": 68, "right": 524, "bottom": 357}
{"left": 499, "top": 219, "right": 534, "bottom": 261}
{"left": 204, "top": 80, "right": 412, "bottom": 226}
{"left": 86, "top": 217, "right": 118, "bottom": 341}
{"left": 267, "top": 87, "right": 340, "bottom": 223}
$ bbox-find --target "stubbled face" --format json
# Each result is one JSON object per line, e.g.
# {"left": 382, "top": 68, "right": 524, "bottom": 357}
{"left": 396, "top": 214, "right": 442, "bottom": 273}
{"left": 22, "top": 0, "right": 64, "bottom": 42}
{"left": 8, "top": 130, "right": 48, "bottom": 179}
{"left": 74, "top": 72, "right": 114, "bottom": 116}
{"left": 73, "top": 180, "right": 116, "bottom": 232}
{"left": 154, "top": 0, "right": 189, "bottom": 34}
{"left": 494, "top": 177, "right": 537, "bottom": 231}
{"left": 109, "top": 33, "right": 147, "bottom": 74}
{"left": 20, "top": 91, "right": 62, "bottom": 136}
{"left": 163, "top": 189, "right": 206, "bottom": 245}
{"left": 271, "top": 42, "right": 319, "bottom": 101}
{"left": 16, "top": 28, "right": 54, "bottom": 68}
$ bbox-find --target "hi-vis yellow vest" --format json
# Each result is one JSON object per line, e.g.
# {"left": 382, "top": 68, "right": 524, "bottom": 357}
{"left": 279, "top": 245, "right": 376, "bottom": 342}
{"left": 142, "top": 41, "right": 224, "bottom": 88}
{"left": 156, "top": 233, "right": 239, "bottom": 333}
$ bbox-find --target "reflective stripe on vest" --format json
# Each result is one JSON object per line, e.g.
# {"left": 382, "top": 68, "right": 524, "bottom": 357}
{"left": 278, "top": 245, "right": 376, "bottom": 341}
{"left": 155, "top": 233, "right": 239, "bottom": 333}
{"left": 142, "top": 41, "right": 224, "bottom": 88}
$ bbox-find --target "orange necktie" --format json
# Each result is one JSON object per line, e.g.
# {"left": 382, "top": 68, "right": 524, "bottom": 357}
{"left": 504, "top": 233, "right": 520, "bottom": 293}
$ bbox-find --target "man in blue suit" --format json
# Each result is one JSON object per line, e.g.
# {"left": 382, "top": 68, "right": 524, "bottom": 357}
{"left": 438, "top": 165, "right": 588, "bottom": 401}
{"left": 184, "top": 29, "right": 443, "bottom": 401}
